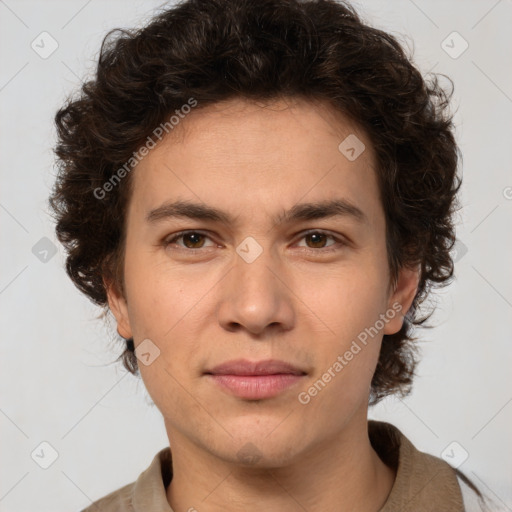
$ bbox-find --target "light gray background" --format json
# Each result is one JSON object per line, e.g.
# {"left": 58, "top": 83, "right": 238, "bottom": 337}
{"left": 1, "top": 0, "right": 511, "bottom": 510}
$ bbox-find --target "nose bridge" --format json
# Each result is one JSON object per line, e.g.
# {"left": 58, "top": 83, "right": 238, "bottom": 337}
{"left": 234, "top": 237, "right": 279, "bottom": 293}
{"left": 217, "top": 237, "right": 294, "bottom": 334}
{"left": 233, "top": 238, "right": 281, "bottom": 302}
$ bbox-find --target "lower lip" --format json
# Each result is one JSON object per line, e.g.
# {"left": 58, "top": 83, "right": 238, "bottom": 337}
{"left": 207, "top": 374, "right": 305, "bottom": 399}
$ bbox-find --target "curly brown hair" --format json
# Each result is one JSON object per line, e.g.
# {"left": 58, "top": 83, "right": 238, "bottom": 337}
{"left": 48, "top": 0, "right": 462, "bottom": 405}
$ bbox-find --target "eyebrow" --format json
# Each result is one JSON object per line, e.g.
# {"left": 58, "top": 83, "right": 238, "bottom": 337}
{"left": 146, "top": 198, "right": 368, "bottom": 226}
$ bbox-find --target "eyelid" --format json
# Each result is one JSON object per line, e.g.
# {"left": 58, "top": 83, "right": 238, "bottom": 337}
{"left": 163, "top": 229, "right": 348, "bottom": 252}
{"left": 294, "top": 229, "right": 348, "bottom": 252}
{"left": 163, "top": 230, "right": 218, "bottom": 249}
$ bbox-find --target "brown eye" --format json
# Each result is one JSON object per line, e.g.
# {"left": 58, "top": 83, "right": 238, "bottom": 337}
{"left": 304, "top": 232, "right": 331, "bottom": 249}
{"left": 180, "top": 232, "right": 206, "bottom": 248}
{"left": 163, "top": 229, "right": 345, "bottom": 255}
{"left": 296, "top": 230, "right": 342, "bottom": 252}
{"left": 164, "top": 231, "right": 215, "bottom": 250}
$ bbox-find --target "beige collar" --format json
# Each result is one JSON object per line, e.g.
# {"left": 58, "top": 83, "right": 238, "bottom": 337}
{"left": 128, "top": 420, "right": 464, "bottom": 511}
{"left": 370, "top": 420, "right": 464, "bottom": 511}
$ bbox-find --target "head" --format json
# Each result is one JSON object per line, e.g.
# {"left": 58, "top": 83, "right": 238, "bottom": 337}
{"left": 49, "top": 0, "right": 460, "bottom": 465}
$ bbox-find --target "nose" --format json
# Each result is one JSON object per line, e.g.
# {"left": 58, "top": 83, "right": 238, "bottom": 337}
{"left": 216, "top": 244, "right": 295, "bottom": 336}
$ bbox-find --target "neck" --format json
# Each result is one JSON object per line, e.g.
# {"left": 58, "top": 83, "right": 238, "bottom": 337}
{"left": 165, "top": 413, "right": 395, "bottom": 512}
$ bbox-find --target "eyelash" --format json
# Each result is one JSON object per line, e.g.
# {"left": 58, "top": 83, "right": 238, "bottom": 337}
{"left": 162, "top": 230, "right": 346, "bottom": 255}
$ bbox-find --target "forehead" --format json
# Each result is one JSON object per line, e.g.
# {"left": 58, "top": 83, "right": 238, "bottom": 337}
{"left": 126, "top": 97, "right": 381, "bottom": 229}
{"left": 161, "top": 96, "right": 371, "bottom": 160}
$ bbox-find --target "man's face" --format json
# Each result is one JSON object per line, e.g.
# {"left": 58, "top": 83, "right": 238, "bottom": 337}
{"left": 107, "top": 97, "right": 418, "bottom": 466}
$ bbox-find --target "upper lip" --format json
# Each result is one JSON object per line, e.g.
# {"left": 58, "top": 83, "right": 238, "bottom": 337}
{"left": 205, "top": 359, "right": 307, "bottom": 376}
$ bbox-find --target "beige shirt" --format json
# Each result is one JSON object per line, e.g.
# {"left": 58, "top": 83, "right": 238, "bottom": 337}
{"left": 80, "top": 420, "right": 487, "bottom": 511}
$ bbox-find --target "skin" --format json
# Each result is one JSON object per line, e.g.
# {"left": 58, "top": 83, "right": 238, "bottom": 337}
{"left": 106, "top": 96, "right": 420, "bottom": 512}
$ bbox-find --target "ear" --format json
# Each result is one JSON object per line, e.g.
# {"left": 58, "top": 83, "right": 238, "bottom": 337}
{"left": 383, "top": 264, "right": 420, "bottom": 335}
{"left": 104, "top": 276, "right": 133, "bottom": 339}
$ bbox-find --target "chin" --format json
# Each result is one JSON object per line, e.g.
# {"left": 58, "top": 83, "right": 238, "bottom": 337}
{"left": 218, "top": 440, "right": 301, "bottom": 469}
{"left": 215, "top": 423, "right": 306, "bottom": 467}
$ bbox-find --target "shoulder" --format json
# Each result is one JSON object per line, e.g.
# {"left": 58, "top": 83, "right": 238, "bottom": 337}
{"left": 369, "top": 420, "right": 503, "bottom": 512}
{"left": 456, "top": 471, "right": 509, "bottom": 512}
{"left": 79, "top": 481, "right": 135, "bottom": 512}
{"left": 77, "top": 447, "right": 173, "bottom": 512}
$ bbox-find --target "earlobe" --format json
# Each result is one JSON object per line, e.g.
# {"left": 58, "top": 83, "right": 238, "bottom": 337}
{"left": 383, "top": 264, "right": 420, "bottom": 335}
{"left": 103, "top": 276, "right": 133, "bottom": 339}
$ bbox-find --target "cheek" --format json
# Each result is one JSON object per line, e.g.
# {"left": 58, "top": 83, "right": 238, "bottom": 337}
{"left": 298, "top": 280, "right": 386, "bottom": 415}
{"left": 301, "top": 262, "right": 389, "bottom": 341}
{"left": 123, "top": 253, "right": 193, "bottom": 340}
{"left": 123, "top": 260, "right": 209, "bottom": 390}
{"left": 139, "top": 361, "right": 206, "bottom": 436}
{"left": 296, "top": 263, "right": 389, "bottom": 394}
